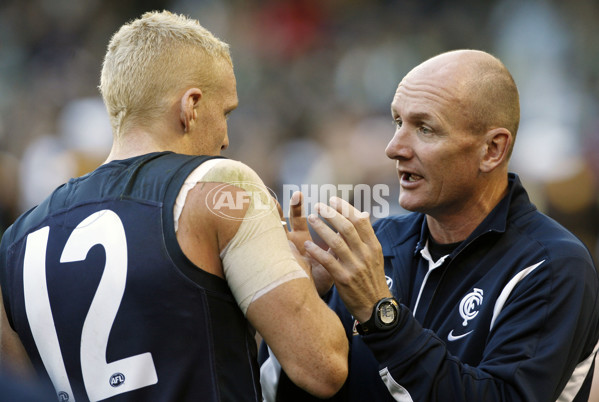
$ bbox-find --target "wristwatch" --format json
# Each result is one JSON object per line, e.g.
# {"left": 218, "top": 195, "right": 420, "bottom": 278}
{"left": 356, "top": 297, "right": 400, "bottom": 335}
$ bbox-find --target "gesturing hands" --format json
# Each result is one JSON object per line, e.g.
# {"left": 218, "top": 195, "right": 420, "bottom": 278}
{"left": 278, "top": 192, "right": 391, "bottom": 322}
{"left": 302, "top": 197, "right": 392, "bottom": 323}
{"left": 278, "top": 192, "right": 334, "bottom": 296}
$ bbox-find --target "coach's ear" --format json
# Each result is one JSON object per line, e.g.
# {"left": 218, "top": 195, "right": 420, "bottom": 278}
{"left": 480, "top": 127, "right": 512, "bottom": 173}
{"left": 180, "top": 88, "right": 203, "bottom": 133}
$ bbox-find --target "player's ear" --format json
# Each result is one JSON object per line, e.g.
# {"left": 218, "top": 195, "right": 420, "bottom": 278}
{"left": 180, "top": 88, "right": 202, "bottom": 133}
{"left": 480, "top": 127, "right": 512, "bottom": 173}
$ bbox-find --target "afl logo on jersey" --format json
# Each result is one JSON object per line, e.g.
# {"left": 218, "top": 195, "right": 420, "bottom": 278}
{"left": 110, "top": 372, "right": 126, "bottom": 387}
{"left": 459, "top": 288, "right": 483, "bottom": 326}
{"left": 58, "top": 391, "right": 70, "bottom": 401}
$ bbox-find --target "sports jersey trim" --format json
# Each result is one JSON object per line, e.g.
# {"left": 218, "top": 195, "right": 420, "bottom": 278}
{"left": 489, "top": 260, "right": 545, "bottom": 331}
{"left": 379, "top": 367, "right": 413, "bottom": 401}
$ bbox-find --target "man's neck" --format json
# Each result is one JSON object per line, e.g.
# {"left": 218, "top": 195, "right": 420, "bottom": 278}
{"left": 104, "top": 129, "right": 171, "bottom": 164}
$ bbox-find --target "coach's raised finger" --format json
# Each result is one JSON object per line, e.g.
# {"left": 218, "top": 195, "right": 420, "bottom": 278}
{"left": 313, "top": 203, "right": 364, "bottom": 252}
{"left": 306, "top": 211, "right": 359, "bottom": 266}
{"left": 329, "top": 197, "right": 377, "bottom": 246}
{"left": 303, "top": 239, "right": 345, "bottom": 280}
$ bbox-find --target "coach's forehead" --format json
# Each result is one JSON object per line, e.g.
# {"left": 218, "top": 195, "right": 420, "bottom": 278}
{"left": 404, "top": 51, "right": 478, "bottom": 89}
{"left": 395, "top": 50, "right": 496, "bottom": 109}
{"left": 394, "top": 54, "right": 463, "bottom": 106}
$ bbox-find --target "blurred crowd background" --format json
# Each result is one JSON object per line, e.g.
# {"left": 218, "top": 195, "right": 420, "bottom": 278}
{"left": 1, "top": 0, "right": 598, "bottom": 261}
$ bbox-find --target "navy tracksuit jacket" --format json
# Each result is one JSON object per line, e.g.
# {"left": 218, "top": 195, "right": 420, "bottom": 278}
{"left": 266, "top": 173, "right": 599, "bottom": 401}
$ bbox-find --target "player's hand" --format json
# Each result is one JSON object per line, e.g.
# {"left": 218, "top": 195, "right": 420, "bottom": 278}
{"left": 285, "top": 191, "right": 313, "bottom": 253}
{"left": 278, "top": 192, "right": 333, "bottom": 296}
{"left": 304, "top": 197, "right": 391, "bottom": 322}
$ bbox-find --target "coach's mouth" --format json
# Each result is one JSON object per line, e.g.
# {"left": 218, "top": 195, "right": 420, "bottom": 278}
{"left": 400, "top": 171, "right": 424, "bottom": 188}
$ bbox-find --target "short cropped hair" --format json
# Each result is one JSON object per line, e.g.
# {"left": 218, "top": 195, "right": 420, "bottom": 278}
{"left": 99, "top": 10, "right": 232, "bottom": 137}
{"left": 461, "top": 53, "right": 520, "bottom": 157}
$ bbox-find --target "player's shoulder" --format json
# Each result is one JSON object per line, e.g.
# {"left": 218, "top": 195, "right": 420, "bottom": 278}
{"left": 182, "top": 158, "right": 273, "bottom": 222}
{"left": 199, "top": 159, "right": 264, "bottom": 186}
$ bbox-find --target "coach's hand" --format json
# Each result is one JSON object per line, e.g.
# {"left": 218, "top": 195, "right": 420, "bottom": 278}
{"left": 304, "top": 197, "right": 391, "bottom": 323}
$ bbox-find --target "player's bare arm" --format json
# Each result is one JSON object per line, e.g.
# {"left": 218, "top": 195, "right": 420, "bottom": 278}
{"left": 176, "top": 160, "right": 349, "bottom": 398}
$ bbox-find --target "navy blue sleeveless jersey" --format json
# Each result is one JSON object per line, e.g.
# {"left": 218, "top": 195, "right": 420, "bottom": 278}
{"left": 0, "top": 152, "right": 262, "bottom": 402}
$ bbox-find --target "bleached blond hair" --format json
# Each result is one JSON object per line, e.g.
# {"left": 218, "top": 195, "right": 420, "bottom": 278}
{"left": 99, "top": 10, "right": 232, "bottom": 137}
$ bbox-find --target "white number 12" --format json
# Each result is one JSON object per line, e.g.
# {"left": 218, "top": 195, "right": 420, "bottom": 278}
{"left": 23, "top": 210, "right": 157, "bottom": 402}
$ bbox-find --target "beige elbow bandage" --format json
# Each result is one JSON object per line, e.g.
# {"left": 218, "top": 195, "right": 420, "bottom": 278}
{"left": 175, "top": 159, "right": 308, "bottom": 315}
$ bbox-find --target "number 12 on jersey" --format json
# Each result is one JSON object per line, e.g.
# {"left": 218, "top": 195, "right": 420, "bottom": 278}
{"left": 23, "top": 210, "right": 158, "bottom": 402}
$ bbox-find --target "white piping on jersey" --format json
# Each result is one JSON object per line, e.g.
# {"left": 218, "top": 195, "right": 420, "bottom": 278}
{"left": 487, "top": 258, "right": 599, "bottom": 402}
{"left": 379, "top": 367, "right": 414, "bottom": 401}
{"left": 557, "top": 339, "right": 599, "bottom": 401}
{"left": 489, "top": 260, "right": 545, "bottom": 331}
{"left": 173, "top": 159, "right": 226, "bottom": 233}
{"left": 413, "top": 241, "right": 450, "bottom": 317}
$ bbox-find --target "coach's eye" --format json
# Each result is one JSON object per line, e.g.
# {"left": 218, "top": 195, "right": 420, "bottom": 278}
{"left": 419, "top": 125, "right": 432, "bottom": 135}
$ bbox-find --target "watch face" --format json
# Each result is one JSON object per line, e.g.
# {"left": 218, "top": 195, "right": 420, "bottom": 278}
{"left": 379, "top": 302, "right": 397, "bottom": 325}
